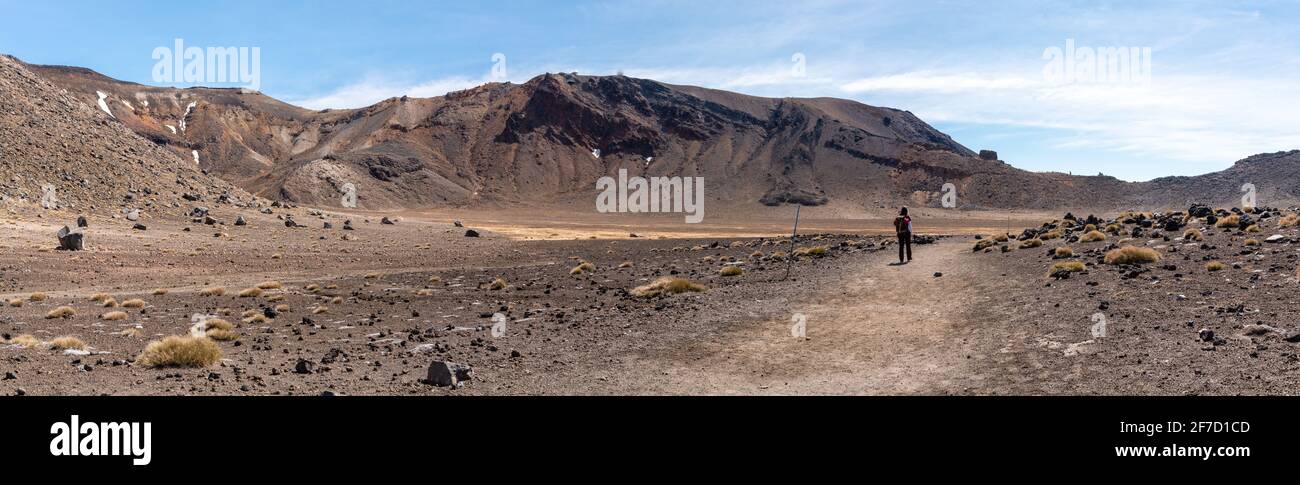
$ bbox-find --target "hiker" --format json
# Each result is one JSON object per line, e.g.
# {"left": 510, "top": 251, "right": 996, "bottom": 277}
{"left": 894, "top": 207, "right": 913, "bottom": 263}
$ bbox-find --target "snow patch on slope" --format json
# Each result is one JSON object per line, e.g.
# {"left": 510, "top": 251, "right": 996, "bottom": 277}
{"left": 95, "top": 91, "right": 114, "bottom": 118}
{"left": 180, "top": 101, "right": 197, "bottom": 131}
{"left": 192, "top": 150, "right": 200, "bottom": 164}
{"left": 165, "top": 125, "right": 177, "bottom": 134}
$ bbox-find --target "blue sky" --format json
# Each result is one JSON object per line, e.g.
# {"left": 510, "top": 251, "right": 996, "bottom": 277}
{"left": 2, "top": 0, "right": 1298, "bottom": 181}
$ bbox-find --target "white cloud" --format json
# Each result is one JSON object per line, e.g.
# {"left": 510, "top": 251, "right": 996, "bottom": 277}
{"left": 840, "top": 72, "right": 1039, "bottom": 93}
{"left": 287, "top": 75, "right": 496, "bottom": 110}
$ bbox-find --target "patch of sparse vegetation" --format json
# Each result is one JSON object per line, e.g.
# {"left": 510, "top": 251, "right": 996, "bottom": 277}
{"left": 1019, "top": 239, "right": 1043, "bottom": 249}
{"left": 29, "top": 292, "right": 47, "bottom": 302}
{"left": 101, "top": 311, "right": 128, "bottom": 321}
{"left": 631, "top": 277, "right": 708, "bottom": 298}
{"left": 136, "top": 336, "right": 222, "bottom": 368}
{"left": 1054, "top": 247, "right": 1074, "bottom": 258}
{"left": 45, "top": 306, "right": 76, "bottom": 319}
{"left": 1206, "top": 261, "right": 1226, "bottom": 271}
{"left": 256, "top": 281, "right": 283, "bottom": 290}
{"left": 9, "top": 334, "right": 40, "bottom": 348}
{"left": 90, "top": 293, "right": 111, "bottom": 302}
{"left": 199, "top": 287, "right": 226, "bottom": 297}
{"left": 1050, "top": 261, "right": 1086, "bottom": 275}
{"left": 238, "top": 287, "right": 263, "bottom": 298}
{"left": 1079, "top": 230, "right": 1107, "bottom": 243}
{"left": 121, "top": 299, "right": 145, "bottom": 308}
{"left": 1216, "top": 215, "right": 1240, "bottom": 228}
{"left": 793, "top": 246, "right": 829, "bottom": 257}
{"left": 720, "top": 265, "right": 744, "bottom": 276}
{"left": 50, "top": 336, "right": 87, "bottom": 351}
{"left": 1104, "top": 246, "right": 1161, "bottom": 265}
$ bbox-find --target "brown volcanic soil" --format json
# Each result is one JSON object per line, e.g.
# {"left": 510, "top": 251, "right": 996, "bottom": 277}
{"left": 4, "top": 196, "right": 1300, "bottom": 395}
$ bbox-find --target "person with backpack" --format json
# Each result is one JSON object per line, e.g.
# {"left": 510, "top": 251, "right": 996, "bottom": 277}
{"left": 894, "top": 207, "right": 913, "bottom": 264}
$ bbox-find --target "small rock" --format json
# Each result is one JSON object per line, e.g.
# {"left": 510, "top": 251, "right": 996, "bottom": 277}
{"left": 294, "top": 359, "right": 315, "bottom": 374}
{"left": 234, "top": 215, "right": 247, "bottom": 226}
{"left": 464, "top": 229, "right": 480, "bottom": 238}
{"left": 56, "top": 225, "right": 84, "bottom": 251}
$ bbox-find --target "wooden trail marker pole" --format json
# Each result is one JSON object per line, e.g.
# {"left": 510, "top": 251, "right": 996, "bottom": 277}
{"left": 784, "top": 204, "right": 801, "bottom": 281}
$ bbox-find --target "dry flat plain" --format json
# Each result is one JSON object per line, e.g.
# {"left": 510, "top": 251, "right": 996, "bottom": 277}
{"left": 3, "top": 201, "right": 1300, "bottom": 396}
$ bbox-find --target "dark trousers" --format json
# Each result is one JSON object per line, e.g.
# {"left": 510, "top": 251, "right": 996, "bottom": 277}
{"left": 897, "top": 232, "right": 912, "bottom": 262}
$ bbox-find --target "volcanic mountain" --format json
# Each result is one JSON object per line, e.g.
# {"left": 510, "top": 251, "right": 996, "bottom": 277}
{"left": 14, "top": 56, "right": 1300, "bottom": 214}
{"left": 0, "top": 55, "right": 254, "bottom": 216}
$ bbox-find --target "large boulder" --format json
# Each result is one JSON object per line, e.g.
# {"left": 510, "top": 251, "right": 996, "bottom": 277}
{"left": 56, "top": 225, "right": 84, "bottom": 251}
{"left": 425, "top": 361, "right": 472, "bottom": 387}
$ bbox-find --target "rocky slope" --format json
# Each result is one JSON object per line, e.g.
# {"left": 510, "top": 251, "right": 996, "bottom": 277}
{"left": 0, "top": 55, "right": 255, "bottom": 217}
{"left": 16, "top": 56, "right": 1300, "bottom": 213}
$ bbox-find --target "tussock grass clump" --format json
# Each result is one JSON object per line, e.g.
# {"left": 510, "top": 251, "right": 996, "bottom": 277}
{"left": 312, "top": 306, "right": 329, "bottom": 314}
{"left": 50, "top": 336, "right": 87, "bottom": 351}
{"left": 1216, "top": 215, "right": 1240, "bottom": 228}
{"left": 1054, "top": 247, "right": 1074, "bottom": 258}
{"left": 1104, "top": 224, "right": 1122, "bottom": 235}
{"left": 152, "top": 288, "right": 169, "bottom": 296}
{"left": 29, "top": 292, "right": 47, "bottom": 302}
{"left": 242, "top": 314, "right": 269, "bottom": 324}
{"left": 136, "top": 336, "right": 222, "bottom": 368}
{"left": 7, "top": 299, "right": 23, "bottom": 308}
{"left": 101, "top": 311, "right": 128, "bottom": 321}
{"left": 1039, "top": 229, "right": 1064, "bottom": 240}
{"left": 1245, "top": 224, "right": 1261, "bottom": 233}
{"left": 1279, "top": 214, "right": 1300, "bottom": 227}
{"left": 570, "top": 262, "right": 596, "bottom": 275}
{"left": 993, "top": 234, "right": 1009, "bottom": 242}
{"left": 305, "top": 283, "right": 322, "bottom": 292}
{"left": 9, "top": 334, "right": 40, "bottom": 348}
{"left": 1183, "top": 229, "right": 1203, "bottom": 241}
{"left": 238, "top": 287, "right": 263, "bottom": 298}
{"left": 205, "top": 318, "right": 234, "bottom": 332}
{"left": 793, "top": 246, "right": 829, "bottom": 257}
{"left": 632, "top": 277, "right": 707, "bottom": 297}
{"left": 45, "top": 306, "right": 76, "bottom": 319}
{"left": 102, "top": 298, "right": 118, "bottom": 308}
{"left": 256, "top": 281, "right": 283, "bottom": 290}
{"left": 1050, "top": 261, "right": 1086, "bottom": 275}
{"left": 121, "top": 299, "right": 145, "bottom": 308}
{"left": 618, "top": 261, "right": 634, "bottom": 269}
{"left": 1083, "top": 224, "right": 1097, "bottom": 232}
{"left": 426, "top": 277, "right": 441, "bottom": 285}
{"left": 486, "top": 278, "right": 507, "bottom": 290}
{"left": 1244, "top": 238, "right": 1261, "bottom": 246}
{"left": 206, "top": 329, "right": 239, "bottom": 341}
{"left": 415, "top": 289, "right": 434, "bottom": 296}
{"left": 1019, "top": 239, "right": 1043, "bottom": 249}
{"left": 1104, "top": 246, "right": 1161, "bottom": 265}
{"left": 750, "top": 251, "right": 764, "bottom": 258}
{"left": 199, "top": 287, "right": 226, "bottom": 297}
{"left": 118, "top": 328, "right": 143, "bottom": 338}
{"left": 719, "top": 265, "right": 744, "bottom": 276}
{"left": 90, "top": 293, "right": 111, "bottom": 302}
{"left": 364, "top": 272, "right": 381, "bottom": 280}
{"left": 1206, "top": 261, "right": 1226, "bottom": 271}
{"left": 1079, "top": 230, "right": 1107, "bottom": 243}
{"left": 974, "top": 239, "right": 998, "bottom": 251}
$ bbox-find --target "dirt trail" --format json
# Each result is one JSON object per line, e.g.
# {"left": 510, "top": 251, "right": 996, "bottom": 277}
{"left": 640, "top": 240, "right": 1003, "bottom": 395}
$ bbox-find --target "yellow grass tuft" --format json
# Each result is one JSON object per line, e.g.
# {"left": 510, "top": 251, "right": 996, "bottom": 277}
{"left": 993, "top": 234, "right": 1010, "bottom": 242}
{"left": 631, "top": 277, "right": 708, "bottom": 297}
{"left": 50, "top": 336, "right": 87, "bottom": 351}
{"left": 206, "top": 329, "right": 239, "bottom": 341}
{"left": 90, "top": 293, "right": 111, "bottom": 302}
{"left": 719, "top": 265, "right": 744, "bottom": 276}
{"left": 1183, "top": 229, "right": 1203, "bottom": 241}
{"left": 618, "top": 261, "right": 634, "bottom": 269}
{"left": 1216, "top": 215, "right": 1240, "bottom": 228}
{"left": 242, "top": 314, "right": 269, "bottom": 324}
{"left": 1019, "top": 239, "right": 1043, "bottom": 249}
{"left": 102, "top": 298, "right": 118, "bottom": 308}
{"left": 121, "top": 299, "right": 146, "bottom": 308}
{"left": 1039, "top": 229, "right": 1064, "bottom": 240}
{"left": 199, "top": 287, "right": 226, "bottom": 297}
{"left": 793, "top": 246, "right": 829, "bottom": 257}
{"left": 1054, "top": 247, "right": 1074, "bottom": 258}
{"left": 29, "top": 292, "right": 47, "bottom": 302}
{"left": 1079, "top": 230, "right": 1107, "bottom": 243}
{"left": 7, "top": 298, "right": 23, "bottom": 308}
{"left": 1104, "top": 246, "right": 1161, "bottom": 265}
{"left": 1049, "top": 261, "right": 1086, "bottom": 275}
{"left": 486, "top": 278, "right": 507, "bottom": 290}
{"left": 1244, "top": 238, "right": 1261, "bottom": 246}
{"left": 136, "top": 336, "right": 222, "bottom": 368}
{"left": 1104, "top": 224, "right": 1122, "bottom": 235}
{"left": 1245, "top": 224, "right": 1261, "bottom": 233}
{"left": 570, "top": 261, "right": 595, "bottom": 275}
{"left": 256, "top": 281, "right": 283, "bottom": 290}
{"left": 205, "top": 318, "right": 234, "bottom": 332}
{"left": 312, "top": 306, "right": 329, "bottom": 314}
{"left": 101, "top": 311, "right": 128, "bottom": 321}
{"left": 9, "top": 334, "right": 41, "bottom": 348}
{"left": 45, "top": 306, "right": 76, "bottom": 319}
{"left": 364, "top": 272, "right": 381, "bottom": 280}
{"left": 1206, "top": 261, "right": 1226, "bottom": 271}
{"left": 1279, "top": 214, "right": 1300, "bottom": 227}
{"left": 152, "top": 288, "right": 169, "bottom": 296}
{"left": 238, "top": 287, "right": 263, "bottom": 298}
